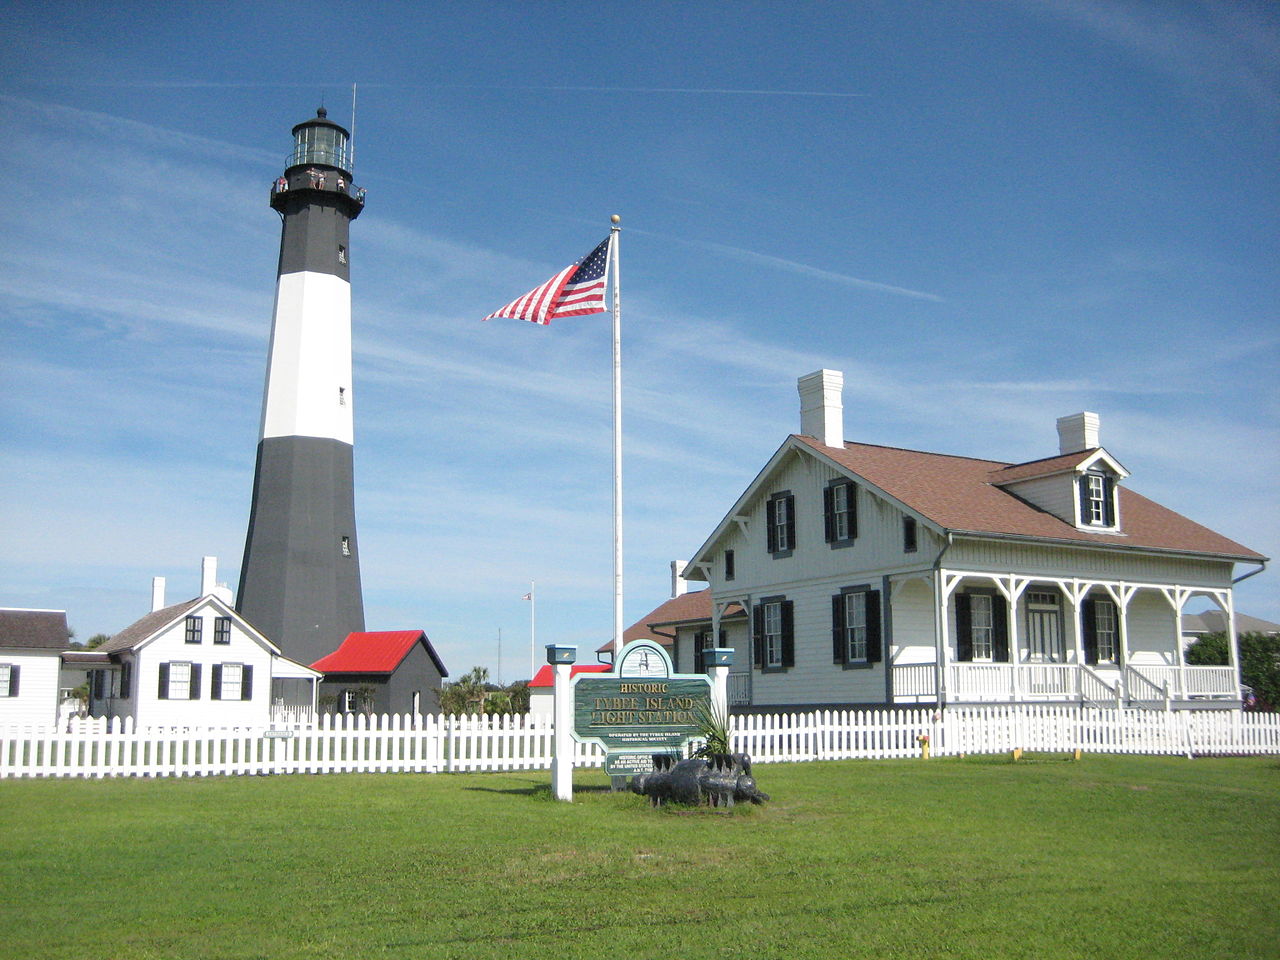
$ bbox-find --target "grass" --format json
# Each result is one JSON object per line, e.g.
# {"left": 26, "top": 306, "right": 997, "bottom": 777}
{"left": 0, "top": 754, "right": 1277, "bottom": 959}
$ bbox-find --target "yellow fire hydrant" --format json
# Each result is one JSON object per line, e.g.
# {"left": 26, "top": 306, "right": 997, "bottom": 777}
{"left": 917, "top": 733, "right": 930, "bottom": 760}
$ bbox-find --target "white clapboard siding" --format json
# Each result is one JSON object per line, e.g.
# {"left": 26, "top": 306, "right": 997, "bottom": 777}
{"left": 0, "top": 708, "right": 1277, "bottom": 779}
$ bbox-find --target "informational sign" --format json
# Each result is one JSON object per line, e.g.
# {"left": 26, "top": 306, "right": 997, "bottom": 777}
{"left": 572, "top": 640, "right": 711, "bottom": 760}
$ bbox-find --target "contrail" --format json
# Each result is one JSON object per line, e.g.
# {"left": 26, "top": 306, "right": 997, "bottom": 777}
{"left": 624, "top": 227, "right": 943, "bottom": 302}
{"left": 31, "top": 81, "right": 865, "bottom": 98}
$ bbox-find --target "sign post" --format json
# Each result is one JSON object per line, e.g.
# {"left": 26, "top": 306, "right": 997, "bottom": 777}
{"left": 705, "top": 647, "right": 734, "bottom": 721}
{"left": 547, "top": 644, "right": 576, "bottom": 802}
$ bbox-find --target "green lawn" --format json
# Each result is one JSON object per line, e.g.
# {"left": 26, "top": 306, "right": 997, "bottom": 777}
{"left": 1, "top": 754, "right": 1277, "bottom": 959}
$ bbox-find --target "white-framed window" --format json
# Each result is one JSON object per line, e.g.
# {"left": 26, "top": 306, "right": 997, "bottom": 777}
{"left": 213, "top": 617, "right": 232, "bottom": 645}
{"left": 1087, "top": 475, "right": 1107, "bottom": 524}
{"left": 184, "top": 616, "right": 202, "bottom": 644}
{"left": 340, "top": 689, "right": 358, "bottom": 713}
{"left": 825, "top": 480, "right": 856, "bottom": 544}
{"left": 0, "top": 664, "right": 12, "bottom": 698}
{"left": 1094, "top": 599, "right": 1118, "bottom": 663}
{"left": 220, "top": 663, "right": 243, "bottom": 701}
{"left": 844, "top": 591, "right": 868, "bottom": 662}
{"left": 971, "top": 595, "right": 994, "bottom": 661}
{"left": 764, "top": 601, "right": 784, "bottom": 667}
{"left": 768, "top": 494, "right": 793, "bottom": 554}
{"left": 1080, "top": 472, "right": 1116, "bottom": 528}
{"left": 168, "top": 662, "right": 192, "bottom": 700}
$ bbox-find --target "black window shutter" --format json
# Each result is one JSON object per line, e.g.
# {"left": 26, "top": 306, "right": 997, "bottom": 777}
{"left": 190, "top": 663, "right": 202, "bottom": 700}
{"left": 849, "top": 485, "right": 858, "bottom": 540}
{"left": 781, "top": 600, "right": 795, "bottom": 668}
{"left": 785, "top": 496, "right": 796, "bottom": 551}
{"left": 1079, "top": 476, "right": 1091, "bottom": 524}
{"left": 242, "top": 665, "right": 253, "bottom": 701}
{"left": 823, "top": 486, "right": 835, "bottom": 543}
{"left": 1081, "top": 598, "right": 1098, "bottom": 665}
{"left": 120, "top": 663, "right": 130, "bottom": 699}
{"left": 158, "top": 663, "right": 169, "bottom": 700}
{"left": 1103, "top": 477, "right": 1116, "bottom": 526}
{"left": 992, "top": 595, "right": 1010, "bottom": 662}
{"left": 8, "top": 665, "right": 18, "bottom": 697}
{"left": 92, "top": 669, "right": 105, "bottom": 699}
{"left": 752, "top": 604, "right": 765, "bottom": 667}
{"left": 832, "top": 594, "right": 845, "bottom": 663}
{"left": 211, "top": 664, "right": 223, "bottom": 700}
{"left": 955, "top": 594, "right": 973, "bottom": 662}
{"left": 866, "top": 590, "right": 882, "bottom": 663}
{"left": 766, "top": 498, "right": 777, "bottom": 553}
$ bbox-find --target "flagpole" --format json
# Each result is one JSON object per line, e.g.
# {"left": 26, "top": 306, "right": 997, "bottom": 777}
{"left": 610, "top": 214, "right": 623, "bottom": 663}
{"left": 528, "top": 581, "right": 536, "bottom": 681}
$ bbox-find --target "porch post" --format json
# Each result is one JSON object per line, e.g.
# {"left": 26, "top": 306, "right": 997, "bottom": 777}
{"left": 935, "top": 570, "right": 949, "bottom": 707}
{"left": 1069, "top": 581, "right": 1086, "bottom": 700}
{"left": 1001, "top": 577, "right": 1021, "bottom": 703}
{"left": 1174, "top": 588, "right": 1188, "bottom": 700}
{"left": 1225, "top": 592, "right": 1242, "bottom": 701}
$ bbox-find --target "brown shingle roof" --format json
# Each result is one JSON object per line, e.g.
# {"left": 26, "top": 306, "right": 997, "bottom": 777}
{"left": 595, "top": 590, "right": 747, "bottom": 654}
{"left": 95, "top": 598, "right": 202, "bottom": 654}
{"left": 795, "top": 435, "right": 1264, "bottom": 561}
{"left": 0, "top": 609, "right": 70, "bottom": 650}
{"left": 988, "top": 450, "right": 1096, "bottom": 483}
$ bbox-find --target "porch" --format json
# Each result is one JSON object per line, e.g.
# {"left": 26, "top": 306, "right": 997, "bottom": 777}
{"left": 891, "top": 662, "right": 1239, "bottom": 707}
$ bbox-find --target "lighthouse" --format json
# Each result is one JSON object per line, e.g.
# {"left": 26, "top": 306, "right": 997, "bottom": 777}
{"left": 237, "top": 107, "right": 366, "bottom": 666}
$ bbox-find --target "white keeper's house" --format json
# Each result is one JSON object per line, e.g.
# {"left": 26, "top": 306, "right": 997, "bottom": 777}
{"left": 87, "top": 558, "right": 321, "bottom": 726}
{"left": 676, "top": 370, "right": 1268, "bottom": 712}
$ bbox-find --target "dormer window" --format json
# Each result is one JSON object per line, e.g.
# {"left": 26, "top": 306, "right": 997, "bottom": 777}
{"left": 1079, "top": 471, "right": 1116, "bottom": 528}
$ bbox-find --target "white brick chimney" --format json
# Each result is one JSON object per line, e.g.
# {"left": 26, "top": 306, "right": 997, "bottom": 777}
{"left": 200, "top": 556, "right": 218, "bottom": 597}
{"left": 1057, "top": 412, "right": 1101, "bottom": 455}
{"left": 670, "top": 560, "right": 689, "bottom": 599}
{"left": 151, "top": 577, "right": 166, "bottom": 612}
{"left": 798, "top": 369, "right": 844, "bottom": 447}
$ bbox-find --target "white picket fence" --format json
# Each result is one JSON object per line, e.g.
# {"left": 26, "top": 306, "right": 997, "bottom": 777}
{"left": 1, "top": 705, "right": 1277, "bottom": 779}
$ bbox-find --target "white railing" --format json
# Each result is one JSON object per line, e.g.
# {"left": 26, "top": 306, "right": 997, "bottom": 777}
{"left": 1079, "top": 666, "right": 1121, "bottom": 705}
{"left": 2, "top": 705, "right": 1277, "bottom": 779}
{"left": 1124, "top": 666, "right": 1170, "bottom": 704}
{"left": 1183, "top": 666, "right": 1237, "bottom": 697}
{"left": 892, "top": 663, "right": 936, "bottom": 698}
{"left": 1021, "top": 664, "right": 1077, "bottom": 697}
{"left": 948, "top": 663, "right": 1013, "bottom": 700}
{"left": 1126, "top": 666, "right": 1235, "bottom": 700}
{"left": 727, "top": 672, "right": 751, "bottom": 707}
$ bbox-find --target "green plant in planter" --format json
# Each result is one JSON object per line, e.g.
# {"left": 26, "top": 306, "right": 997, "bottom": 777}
{"left": 691, "top": 699, "right": 732, "bottom": 758}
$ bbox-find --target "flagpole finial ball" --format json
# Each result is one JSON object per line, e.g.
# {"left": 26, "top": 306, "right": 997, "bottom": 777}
{"left": 610, "top": 214, "right": 621, "bottom": 224}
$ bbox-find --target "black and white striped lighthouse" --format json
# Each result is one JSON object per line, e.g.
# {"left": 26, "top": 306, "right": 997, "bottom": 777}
{"left": 237, "top": 107, "right": 366, "bottom": 666}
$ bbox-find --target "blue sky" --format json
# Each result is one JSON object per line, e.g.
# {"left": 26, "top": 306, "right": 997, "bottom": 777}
{"left": 2, "top": 1, "right": 1277, "bottom": 681}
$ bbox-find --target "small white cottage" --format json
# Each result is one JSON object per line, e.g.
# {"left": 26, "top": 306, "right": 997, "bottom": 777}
{"left": 89, "top": 558, "right": 320, "bottom": 727}
{"left": 0, "top": 608, "right": 71, "bottom": 727}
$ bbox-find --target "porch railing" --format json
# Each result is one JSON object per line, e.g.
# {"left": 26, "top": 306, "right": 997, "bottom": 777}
{"left": 1021, "top": 664, "right": 1076, "bottom": 697}
{"left": 948, "top": 663, "right": 1012, "bottom": 700}
{"left": 1079, "top": 666, "right": 1121, "bottom": 706}
{"left": 1127, "top": 665, "right": 1237, "bottom": 700}
{"left": 892, "top": 663, "right": 936, "bottom": 698}
{"left": 727, "top": 672, "right": 751, "bottom": 707}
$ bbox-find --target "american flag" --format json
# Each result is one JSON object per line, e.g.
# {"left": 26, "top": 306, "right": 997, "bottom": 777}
{"left": 484, "top": 237, "right": 611, "bottom": 325}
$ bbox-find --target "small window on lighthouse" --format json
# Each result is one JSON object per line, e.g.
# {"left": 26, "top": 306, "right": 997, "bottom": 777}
{"left": 341, "top": 536, "right": 352, "bottom": 557}
{"left": 338, "top": 244, "right": 347, "bottom": 264}
{"left": 338, "top": 386, "right": 346, "bottom": 406}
